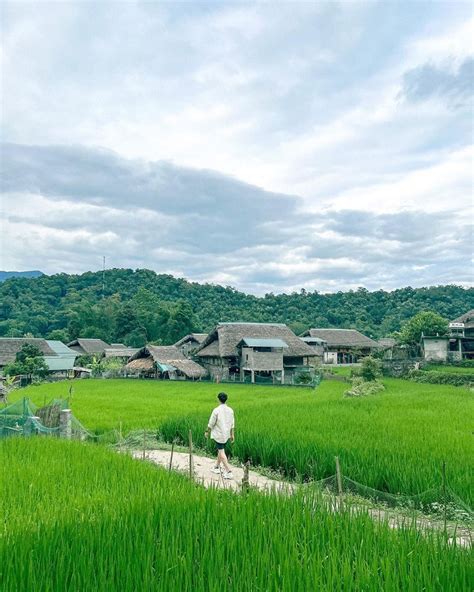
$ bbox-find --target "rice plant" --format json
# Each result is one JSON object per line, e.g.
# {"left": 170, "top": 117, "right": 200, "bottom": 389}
{"left": 14, "top": 377, "right": 474, "bottom": 505}
{"left": 1, "top": 438, "right": 471, "bottom": 592}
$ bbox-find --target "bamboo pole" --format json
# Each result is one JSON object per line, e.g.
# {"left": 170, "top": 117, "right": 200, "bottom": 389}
{"left": 169, "top": 440, "right": 175, "bottom": 471}
{"left": 442, "top": 460, "right": 447, "bottom": 539}
{"left": 188, "top": 430, "right": 193, "bottom": 479}
{"left": 335, "top": 456, "right": 343, "bottom": 505}
{"left": 242, "top": 460, "right": 250, "bottom": 493}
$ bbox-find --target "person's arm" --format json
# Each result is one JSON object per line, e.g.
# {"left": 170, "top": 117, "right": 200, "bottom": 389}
{"left": 230, "top": 412, "right": 235, "bottom": 442}
{"left": 205, "top": 409, "right": 217, "bottom": 438}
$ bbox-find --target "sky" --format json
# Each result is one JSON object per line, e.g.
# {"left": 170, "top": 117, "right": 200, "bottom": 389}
{"left": 0, "top": 1, "right": 473, "bottom": 295}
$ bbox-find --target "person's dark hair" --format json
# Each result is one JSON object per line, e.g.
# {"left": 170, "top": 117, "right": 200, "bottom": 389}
{"left": 217, "top": 392, "right": 228, "bottom": 403}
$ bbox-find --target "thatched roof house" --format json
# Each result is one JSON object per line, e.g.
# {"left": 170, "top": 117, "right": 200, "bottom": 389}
{"left": 0, "top": 338, "right": 56, "bottom": 369}
{"left": 300, "top": 328, "right": 379, "bottom": 364}
{"left": 450, "top": 310, "right": 474, "bottom": 331}
{"left": 126, "top": 345, "right": 207, "bottom": 380}
{"left": 104, "top": 347, "right": 139, "bottom": 359}
{"left": 195, "top": 323, "right": 317, "bottom": 382}
{"left": 174, "top": 333, "right": 208, "bottom": 356}
{"left": 198, "top": 323, "right": 316, "bottom": 359}
{"left": 67, "top": 338, "right": 110, "bottom": 356}
{"left": 0, "top": 338, "right": 77, "bottom": 372}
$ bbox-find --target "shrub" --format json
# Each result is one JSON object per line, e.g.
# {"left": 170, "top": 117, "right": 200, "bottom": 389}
{"left": 360, "top": 356, "right": 382, "bottom": 381}
{"left": 407, "top": 370, "right": 473, "bottom": 388}
{"left": 344, "top": 377, "right": 385, "bottom": 397}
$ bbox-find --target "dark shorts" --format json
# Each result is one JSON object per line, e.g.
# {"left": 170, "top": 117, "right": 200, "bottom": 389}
{"left": 214, "top": 440, "right": 228, "bottom": 450}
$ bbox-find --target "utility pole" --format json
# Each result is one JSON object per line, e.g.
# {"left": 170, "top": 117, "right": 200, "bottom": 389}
{"left": 102, "top": 256, "right": 106, "bottom": 299}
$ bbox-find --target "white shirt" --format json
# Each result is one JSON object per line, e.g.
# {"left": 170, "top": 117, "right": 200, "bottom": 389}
{"left": 208, "top": 404, "right": 235, "bottom": 443}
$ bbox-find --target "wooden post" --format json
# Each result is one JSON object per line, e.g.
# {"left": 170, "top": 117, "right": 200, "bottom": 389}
{"left": 142, "top": 429, "right": 146, "bottom": 460}
{"left": 188, "top": 430, "right": 193, "bottom": 479}
{"left": 442, "top": 461, "right": 447, "bottom": 538}
{"left": 335, "top": 456, "right": 343, "bottom": 502}
{"left": 169, "top": 440, "right": 175, "bottom": 471}
{"left": 242, "top": 460, "right": 250, "bottom": 493}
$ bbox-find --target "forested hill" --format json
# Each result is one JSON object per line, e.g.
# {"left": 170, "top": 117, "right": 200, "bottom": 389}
{"left": 1, "top": 268, "right": 472, "bottom": 346}
{"left": 0, "top": 270, "right": 44, "bottom": 282}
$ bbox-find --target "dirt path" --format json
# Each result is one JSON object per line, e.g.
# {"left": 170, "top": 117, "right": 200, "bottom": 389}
{"left": 134, "top": 448, "right": 471, "bottom": 548}
{"left": 132, "top": 449, "right": 293, "bottom": 492}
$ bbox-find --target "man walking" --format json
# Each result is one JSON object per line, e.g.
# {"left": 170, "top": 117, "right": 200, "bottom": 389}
{"left": 205, "top": 392, "right": 235, "bottom": 479}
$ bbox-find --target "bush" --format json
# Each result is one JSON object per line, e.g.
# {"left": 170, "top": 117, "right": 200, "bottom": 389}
{"left": 360, "top": 356, "right": 382, "bottom": 381}
{"left": 407, "top": 370, "right": 474, "bottom": 388}
{"left": 344, "top": 377, "right": 385, "bottom": 397}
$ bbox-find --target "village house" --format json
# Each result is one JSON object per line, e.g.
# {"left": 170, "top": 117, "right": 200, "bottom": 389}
{"left": 104, "top": 347, "right": 139, "bottom": 361}
{"left": 174, "top": 333, "right": 208, "bottom": 356}
{"left": 300, "top": 328, "right": 380, "bottom": 364}
{"left": 299, "top": 336, "right": 326, "bottom": 362}
{"left": 422, "top": 310, "right": 474, "bottom": 362}
{"left": 67, "top": 338, "right": 110, "bottom": 356}
{"left": 125, "top": 345, "right": 207, "bottom": 380}
{"left": 195, "top": 322, "right": 318, "bottom": 383}
{"left": 0, "top": 338, "right": 77, "bottom": 374}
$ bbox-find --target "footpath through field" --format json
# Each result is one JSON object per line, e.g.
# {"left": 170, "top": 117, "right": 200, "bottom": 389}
{"left": 132, "top": 448, "right": 293, "bottom": 492}
{"left": 134, "top": 448, "right": 472, "bottom": 548}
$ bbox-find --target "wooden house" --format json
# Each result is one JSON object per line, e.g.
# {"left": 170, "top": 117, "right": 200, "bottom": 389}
{"left": 0, "top": 338, "right": 77, "bottom": 373}
{"left": 104, "top": 347, "right": 139, "bottom": 361}
{"left": 301, "top": 329, "right": 380, "bottom": 364}
{"left": 125, "top": 345, "right": 207, "bottom": 380}
{"left": 174, "top": 333, "right": 208, "bottom": 356}
{"left": 195, "top": 322, "right": 318, "bottom": 383}
{"left": 67, "top": 338, "right": 110, "bottom": 356}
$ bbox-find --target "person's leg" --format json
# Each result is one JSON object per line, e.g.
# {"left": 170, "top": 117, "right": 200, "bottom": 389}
{"left": 218, "top": 448, "right": 231, "bottom": 473}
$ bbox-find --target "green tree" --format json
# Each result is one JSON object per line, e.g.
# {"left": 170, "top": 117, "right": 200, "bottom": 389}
{"left": 399, "top": 311, "right": 448, "bottom": 346}
{"left": 47, "top": 329, "right": 69, "bottom": 342}
{"left": 4, "top": 344, "right": 49, "bottom": 380}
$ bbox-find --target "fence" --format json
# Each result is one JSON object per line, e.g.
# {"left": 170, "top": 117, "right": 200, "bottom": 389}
{"left": 2, "top": 400, "right": 472, "bottom": 526}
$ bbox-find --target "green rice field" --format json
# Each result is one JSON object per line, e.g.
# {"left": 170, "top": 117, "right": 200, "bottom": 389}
{"left": 2, "top": 438, "right": 471, "bottom": 592}
{"left": 14, "top": 377, "right": 474, "bottom": 506}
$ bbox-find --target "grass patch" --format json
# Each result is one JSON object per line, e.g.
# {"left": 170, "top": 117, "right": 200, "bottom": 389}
{"left": 424, "top": 364, "right": 474, "bottom": 375}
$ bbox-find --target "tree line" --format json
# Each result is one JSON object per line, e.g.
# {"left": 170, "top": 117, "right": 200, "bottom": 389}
{"left": 0, "top": 268, "right": 472, "bottom": 347}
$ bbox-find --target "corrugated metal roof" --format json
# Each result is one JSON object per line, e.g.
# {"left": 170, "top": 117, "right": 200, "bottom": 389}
{"left": 241, "top": 338, "right": 288, "bottom": 348}
{"left": 46, "top": 341, "right": 77, "bottom": 355}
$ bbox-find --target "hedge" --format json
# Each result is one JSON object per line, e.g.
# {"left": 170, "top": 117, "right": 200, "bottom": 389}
{"left": 407, "top": 370, "right": 474, "bottom": 388}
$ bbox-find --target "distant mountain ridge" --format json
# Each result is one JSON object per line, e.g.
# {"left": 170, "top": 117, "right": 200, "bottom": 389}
{"left": 0, "top": 268, "right": 472, "bottom": 344}
{"left": 0, "top": 270, "right": 44, "bottom": 282}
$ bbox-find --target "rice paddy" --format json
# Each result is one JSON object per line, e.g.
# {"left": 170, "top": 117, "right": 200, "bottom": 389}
{"left": 15, "top": 377, "right": 474, "bottom": 505}
{"left": 2, "top": 438, "right": 471, "bottom": 592}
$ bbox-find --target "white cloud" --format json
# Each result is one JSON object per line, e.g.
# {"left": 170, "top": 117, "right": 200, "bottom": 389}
{"left": 0, "top": 2, "right": 472, "bottom": 292}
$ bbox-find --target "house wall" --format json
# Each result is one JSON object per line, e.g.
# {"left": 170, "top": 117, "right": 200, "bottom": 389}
{"left": 241, "top": 348, "right": 283, "bottom": 371}
{"left": 283, "top": 356, "right": 306, "bottom": 367}
{"left": 423, "top": 339, "right": 448, "bottom": 362}
{"left": 324, "top": 352, "right": 338, "bottom": 364}
{"left": 199, "top": 357, "right": 230, "bottom": 380}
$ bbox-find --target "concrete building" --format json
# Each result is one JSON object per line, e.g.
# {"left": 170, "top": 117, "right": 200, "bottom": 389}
{"left": 422, "top": 310, "right": 474, "bottom": 362}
